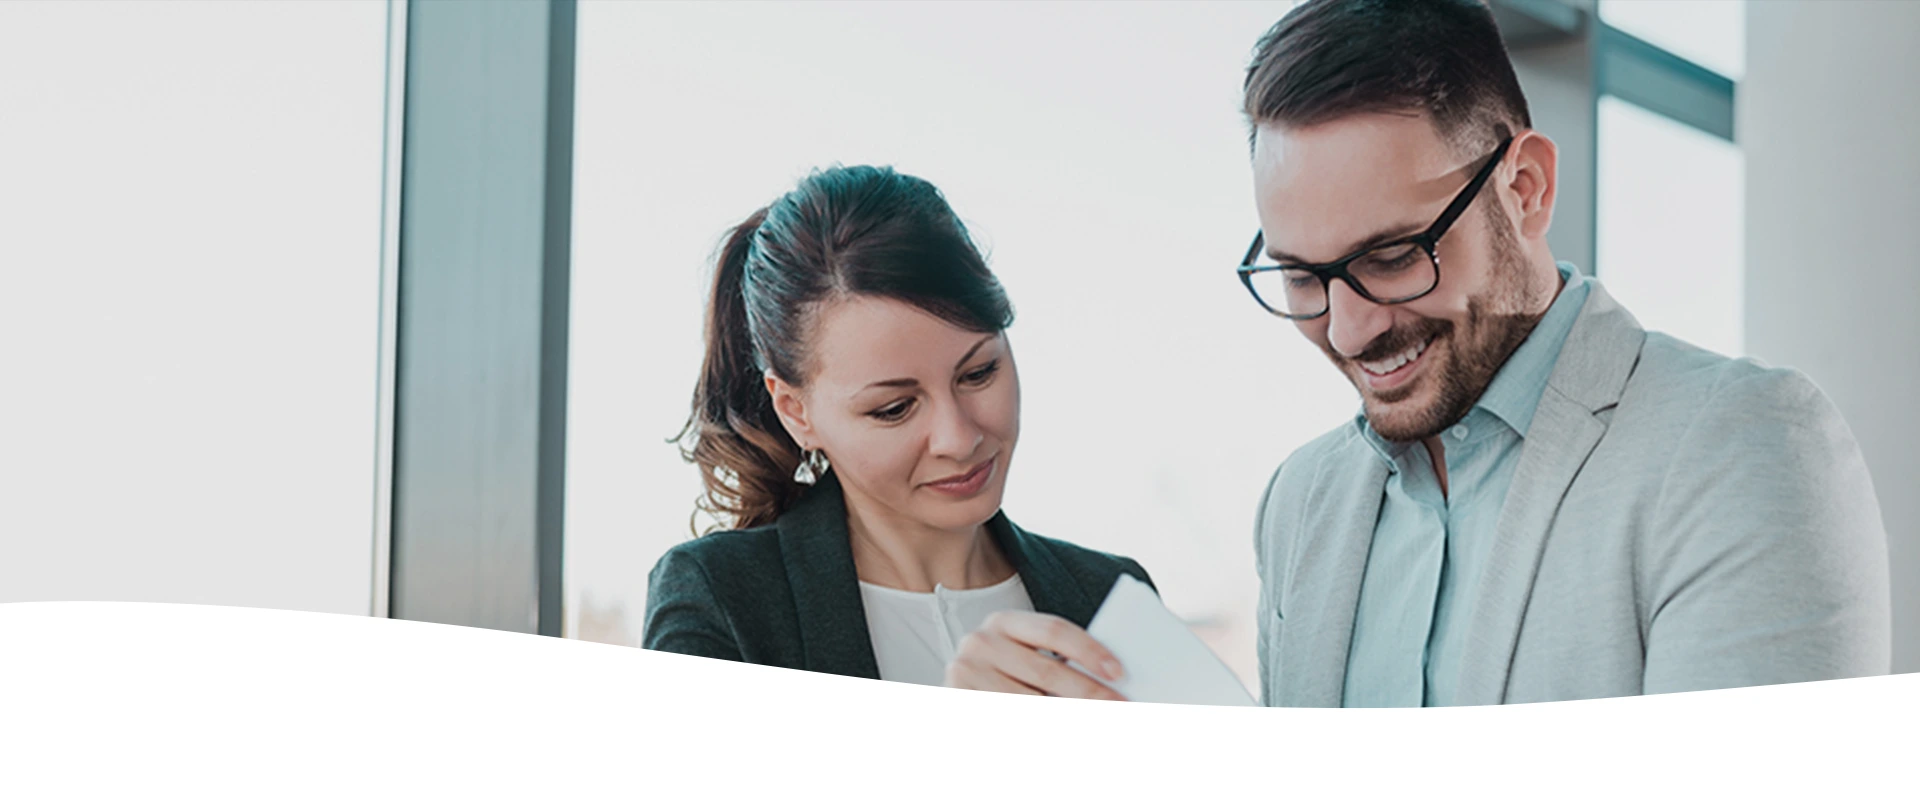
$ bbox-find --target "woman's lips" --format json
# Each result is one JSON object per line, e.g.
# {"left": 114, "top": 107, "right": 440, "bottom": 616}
{"left": 923, "top": 457, "right": 996, "bottom": 497}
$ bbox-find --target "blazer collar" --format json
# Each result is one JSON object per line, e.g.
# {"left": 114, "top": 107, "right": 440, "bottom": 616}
{"left": 1536, "top": 278, "right": 1645, "bottom": 415}
{"left": 1275, "top": 434, "right": 1390, "bottom": 707}
{"left": 1451, "top": 278, "right": 1647, "bottom": 703}
{"left": 773, "top": 474, "right": 1099, "bottom": 678}
{"left": 774, "top": 473, "right": 882, "bottom": 680}
{"left": 987, "top": 513, "right": 1101, "bottom": 628}
{"left": 1272, "top": 280, "right": 1647, "bottom": 707}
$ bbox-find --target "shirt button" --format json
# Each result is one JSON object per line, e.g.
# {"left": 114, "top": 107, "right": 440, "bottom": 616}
{"left": 1450, "top": 425, "right": 1470, "bottom": 441}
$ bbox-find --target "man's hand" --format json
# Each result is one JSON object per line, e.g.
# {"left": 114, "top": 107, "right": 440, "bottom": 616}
{"left": 943, "top": 611, "right": 1127, "bottom": 701}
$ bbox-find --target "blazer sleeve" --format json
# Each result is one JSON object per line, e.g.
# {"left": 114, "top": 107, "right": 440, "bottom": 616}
{"left": 642, "top": 546, "right": 744, "bottom": 662}
{"left": 1119, "top": 557, "right": 1157, "bottom": 593}
{"left": 1641, "top": 368, "right": 1892, "bottom": 694}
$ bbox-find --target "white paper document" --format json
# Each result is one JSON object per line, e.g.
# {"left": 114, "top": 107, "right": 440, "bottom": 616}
{"left": 1071, "top": 574, "right": 1257, "bottom": 706}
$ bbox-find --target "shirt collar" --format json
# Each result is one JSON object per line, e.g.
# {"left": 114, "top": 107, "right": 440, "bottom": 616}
{"left": 1355, "top": 261, "right": 1590, "bottom": 460}
{"left": 1476, "top": 260, "right": 1588, "bottom": 437}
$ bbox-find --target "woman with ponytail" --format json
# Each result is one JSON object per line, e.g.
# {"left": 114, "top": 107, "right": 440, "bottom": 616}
{"left": 644, "top": 165, "right": 1152, "bottom": 698}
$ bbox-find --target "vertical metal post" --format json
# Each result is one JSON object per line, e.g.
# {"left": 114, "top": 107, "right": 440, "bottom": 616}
{"left": 1495, "top": 0, "right": 1600, "bottom": 276}
{"left": 371, "top": 0, "right": 409, "bottom": 620}
{"left": 388, "top": 0, "right": 576, "bottom": 636}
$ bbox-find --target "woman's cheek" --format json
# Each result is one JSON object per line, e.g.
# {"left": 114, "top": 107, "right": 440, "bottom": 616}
{"left": 978, "top": 378, "right": 1021, "bottom": 450}
{"left": 839, "top": 423, "right": 924, "bottom": 499}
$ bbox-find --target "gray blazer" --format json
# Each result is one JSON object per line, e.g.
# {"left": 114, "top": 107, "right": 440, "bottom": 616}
{"left": 1254, "top": 280, "right": 1892, "bottom": 706}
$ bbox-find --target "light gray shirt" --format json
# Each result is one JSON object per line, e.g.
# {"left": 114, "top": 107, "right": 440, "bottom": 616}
{"left": 859, "top": 574, "right": 1033, "bottom": 687}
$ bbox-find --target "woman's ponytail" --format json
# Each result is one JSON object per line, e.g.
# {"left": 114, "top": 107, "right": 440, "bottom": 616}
{"left": 677, "top": 208, "right": 806, "bottom": 534}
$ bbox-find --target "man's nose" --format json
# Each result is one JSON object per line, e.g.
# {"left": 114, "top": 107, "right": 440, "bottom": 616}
{"left": 1324, "top": 279, "right": 1392, "bottom": 358}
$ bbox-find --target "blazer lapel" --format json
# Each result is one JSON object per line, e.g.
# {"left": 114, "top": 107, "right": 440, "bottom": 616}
{"left": 1452, "top": 281, "right": 1646, "bottom": 704}
{"left": 774, "top": 474, "right": 882, "bottom": 680}
{"left": 988, "top": 514, "right": 1099, "bottom": 627}
{"left": 1276, "top": 440, "right": 1391, "bottom": 707}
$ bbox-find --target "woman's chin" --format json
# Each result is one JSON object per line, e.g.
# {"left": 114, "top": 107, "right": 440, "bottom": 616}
{"left": 911, "top": 487, "right": 1006, "bottom": 531}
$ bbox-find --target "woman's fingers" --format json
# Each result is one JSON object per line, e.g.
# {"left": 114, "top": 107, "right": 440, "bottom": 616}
{"left": 983, "top": 611, "right": 1125, "bottom": 683}
{"left": 944, "top": 611, "right": 1127, "bottom": 701}
{"left": 943, "top": 649, "right": 1045, "bottom": 696}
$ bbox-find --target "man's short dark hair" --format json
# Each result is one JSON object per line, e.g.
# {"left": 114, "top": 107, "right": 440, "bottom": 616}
{"left": 1243, "top": 0, "right": 1531, "bottom": 154}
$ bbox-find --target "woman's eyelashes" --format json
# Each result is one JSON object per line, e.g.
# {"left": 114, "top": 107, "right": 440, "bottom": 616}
{"left": 960, "top": 358, "right": 1000, "bottom": 387}
{"left": 869, "top": 398, "right": 916, "bottom": 424}
{"left": 863, "top": 360, "right": 1001, "bottom": 425}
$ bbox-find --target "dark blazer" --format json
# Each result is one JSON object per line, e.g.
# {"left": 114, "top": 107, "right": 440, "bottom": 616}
{"left": 643, "top": 472, "right": 1155, "bottom": 680}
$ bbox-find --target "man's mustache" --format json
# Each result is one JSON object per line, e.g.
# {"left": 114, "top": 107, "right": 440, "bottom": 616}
{"left": 1336, "top": 318, "right": 1454, "bottom": 365}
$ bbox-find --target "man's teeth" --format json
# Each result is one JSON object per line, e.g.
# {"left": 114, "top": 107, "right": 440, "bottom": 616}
{"left": 1360, "top": 339, "right": 1428, "bottom": 376}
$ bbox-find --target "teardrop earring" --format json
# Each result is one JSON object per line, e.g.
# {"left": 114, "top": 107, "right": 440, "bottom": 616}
{"left": 792, "top": 448, "right": 830, "bottom": 485}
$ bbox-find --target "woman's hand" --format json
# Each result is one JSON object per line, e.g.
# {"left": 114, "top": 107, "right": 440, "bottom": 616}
{"left": 943, "top": 611, "right": 1128, "bottom": 701}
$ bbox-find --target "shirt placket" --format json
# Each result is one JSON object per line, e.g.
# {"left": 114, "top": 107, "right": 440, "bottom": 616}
{"left": 1402, "top": 443, "right": 1450, "bottom": 706}
{"left": 932, "top": 586, "right": 959, "bottom": 656}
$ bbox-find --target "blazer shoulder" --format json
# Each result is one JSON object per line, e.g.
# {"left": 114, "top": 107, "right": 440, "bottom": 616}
{"left": 644, "top": 524, "right": 804, "bottom": 662}
{"left": 644, "top": 526, "right": 786, "bottom": 623}
{"left": 1630, "top": 333, "right": 1845, "bottom": 437}
{"left": 1628, "top": 336, "right": 1877, "bottom": 573}
{"left": 1632, "top": 332, "right": 1786, "bottom": 401}
{"left": 651, "top": 524, "right": 783, "bottom": 571}
{"left": 1700, "top": 357, "right": 1836, "bottom": 426}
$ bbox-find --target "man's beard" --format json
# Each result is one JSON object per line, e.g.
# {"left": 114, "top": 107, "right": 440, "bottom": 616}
{"left": 1338, "top": 202, "right": 1549, "bottom": 443}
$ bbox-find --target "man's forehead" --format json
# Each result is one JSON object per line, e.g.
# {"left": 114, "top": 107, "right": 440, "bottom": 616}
{"left": 1251, "top": 117, "right": 1467, "bottom": 259}
{"left": 1252, "top": 115, "right": 1459, "bottom": 187}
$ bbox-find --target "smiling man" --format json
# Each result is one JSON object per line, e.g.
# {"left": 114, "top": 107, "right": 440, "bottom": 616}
{"left": 1240, "top": 0, "right": 1889, "bottom": 706}
{"left": 945, "top": 0, "right": 1891, "bottom": 706}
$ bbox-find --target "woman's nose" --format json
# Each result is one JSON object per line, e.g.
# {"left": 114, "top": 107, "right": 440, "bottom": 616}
{"left": 926, "top": 398, "right": 984, "bottom": 460}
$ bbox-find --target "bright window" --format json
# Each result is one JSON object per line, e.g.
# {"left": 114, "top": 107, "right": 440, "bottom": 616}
{"left": 565, "top": 0, "right": 1323, "bottom": 689}
{"left": 1600, "top": 0, "right": 1745, "bottom": 79}
{"left": 1595, "top": 95, "right": 1746, "bottom": 359}
{"left": 0, "top": 0, "right": 389, "bottom": 614}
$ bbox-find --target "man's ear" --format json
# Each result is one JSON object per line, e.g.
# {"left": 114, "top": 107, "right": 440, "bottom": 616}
{"left": 766, "top": 372, "right": 814, "bottom": 450}
{"left": 1505, "top": 129, "right": 1559, "bottom": 242}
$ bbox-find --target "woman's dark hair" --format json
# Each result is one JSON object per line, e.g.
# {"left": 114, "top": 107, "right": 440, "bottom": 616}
{"left": 1242, "top": 0, "right": 1532, "bottom": 155}
{"left": 676, "top": 165, "right": 1014, "bottom": 533}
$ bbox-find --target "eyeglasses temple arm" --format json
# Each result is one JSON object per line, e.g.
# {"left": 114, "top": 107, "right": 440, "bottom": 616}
{"left": 1426, "top": 136, "right": 1515, "bottom": 241}
{"left": 1240, "top": 231, "right": 1267, "bottom": 269}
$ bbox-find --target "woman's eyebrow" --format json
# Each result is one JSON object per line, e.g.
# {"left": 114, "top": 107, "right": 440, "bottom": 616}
{"left": 952, "top": 336, "right": 993, "bottom": 370}
{"left": 855, "top": 336, "right": 997, "bottom": 395}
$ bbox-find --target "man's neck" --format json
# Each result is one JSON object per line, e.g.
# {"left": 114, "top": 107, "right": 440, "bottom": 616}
{"left": 1423, "top": 436, "right": 1451, "bottom": 500}
{"left": 1419, "top": 257, "right": 1569, "bottom": 499}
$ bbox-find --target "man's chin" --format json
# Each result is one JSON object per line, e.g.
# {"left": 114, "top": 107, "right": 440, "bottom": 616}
{"left": 1361, "top": 397, "right": 1443, "bottom": 443}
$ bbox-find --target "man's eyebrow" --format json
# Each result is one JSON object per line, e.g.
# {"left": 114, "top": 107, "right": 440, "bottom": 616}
{"left": 1267, "top": 222, "right": 1426, "bottom": 265}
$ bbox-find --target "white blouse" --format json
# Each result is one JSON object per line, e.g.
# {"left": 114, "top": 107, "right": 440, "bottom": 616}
{"left": 857, "top": 573, "right": 1035, "bottom": 687}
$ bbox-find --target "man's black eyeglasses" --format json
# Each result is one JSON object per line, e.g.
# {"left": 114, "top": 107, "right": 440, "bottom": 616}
{"left": 1236, "top": 136, "right": 1514, "bottom": 321}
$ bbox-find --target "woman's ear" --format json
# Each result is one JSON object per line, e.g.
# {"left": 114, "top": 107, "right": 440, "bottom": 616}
{"left": 766, "top": 372, "right": 815, "bottom": 449}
